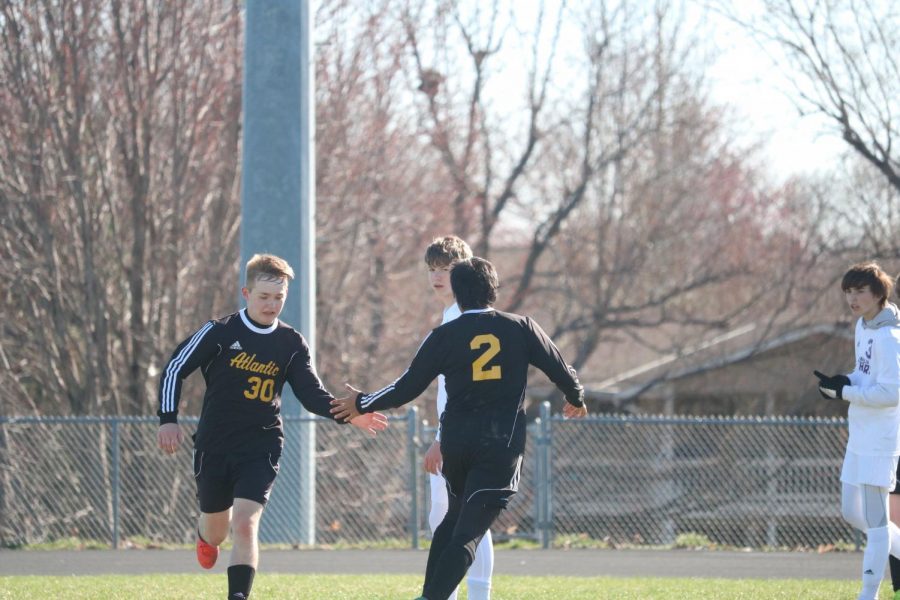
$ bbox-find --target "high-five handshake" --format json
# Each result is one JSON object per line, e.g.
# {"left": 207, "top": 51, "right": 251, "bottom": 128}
{"left": 327, "top": 254, "right": 587, "bottom": 600}
{"left": 155, "top": 249, "right": 588, "bottom": 600}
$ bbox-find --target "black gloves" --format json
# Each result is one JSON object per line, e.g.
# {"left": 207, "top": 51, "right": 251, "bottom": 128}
{"left": 813, "top": 370, "right": 851, "bottom": 400}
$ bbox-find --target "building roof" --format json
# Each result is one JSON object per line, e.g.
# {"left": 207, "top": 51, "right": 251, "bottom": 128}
{"left": 583, "top": 321, "right": 852, "bottom": 402}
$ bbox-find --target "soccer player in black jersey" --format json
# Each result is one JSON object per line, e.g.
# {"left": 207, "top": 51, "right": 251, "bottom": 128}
{"left": 331, "top": 257, "right": 587, "bottom": 600}
{"left": 157, "top": 253, "right": 387, "bottom": 600}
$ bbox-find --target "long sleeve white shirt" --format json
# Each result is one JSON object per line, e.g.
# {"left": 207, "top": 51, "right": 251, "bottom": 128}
{"left": 845, "top": 314, "right": 900, "bottom": 456}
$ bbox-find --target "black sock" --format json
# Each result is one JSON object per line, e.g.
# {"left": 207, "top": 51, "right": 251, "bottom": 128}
{"left": 227, "top": 564, "right": 256, "bottom": 599}
{"left": 890, "top": 554, "right": 900, "bottom": 591}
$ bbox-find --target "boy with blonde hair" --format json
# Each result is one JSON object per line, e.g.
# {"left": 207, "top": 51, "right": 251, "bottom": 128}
{"left": 157, "top": 253, "right": 387, "bottom": 600}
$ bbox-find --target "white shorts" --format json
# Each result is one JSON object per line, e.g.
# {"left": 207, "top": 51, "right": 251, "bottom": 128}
{"left": 840, "top": 451, "right": 899, "bottom": 489}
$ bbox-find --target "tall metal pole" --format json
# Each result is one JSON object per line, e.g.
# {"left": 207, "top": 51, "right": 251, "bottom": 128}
{"left": 241, "top": 0, "right": 316, "bottom": 545}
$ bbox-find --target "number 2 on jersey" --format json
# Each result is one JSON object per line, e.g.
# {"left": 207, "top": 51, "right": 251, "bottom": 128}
{"left": 470, "top": 334, "right": 502, "bottom": 381}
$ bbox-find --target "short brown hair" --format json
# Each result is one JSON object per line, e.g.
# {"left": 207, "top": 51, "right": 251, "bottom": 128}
{"left": 424, "top": 235, "right": 472, "bottom": 268}
{"left": 841, "top": 261, "right": 896, "bottom": 307}
{"left": 245, "top": 253, "right": 294, "bottom": 288}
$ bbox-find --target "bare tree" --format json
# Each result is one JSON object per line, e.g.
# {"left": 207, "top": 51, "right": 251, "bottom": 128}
{"left": 0, "top": 0, "right": 840, "bottom": 419}
{"left": 313, "top": 0, "right": 458, "bottom": 395}
{"left": 398, "top": 0, "right": 816, "bottom": 381}
{"left": 718, "top": 0, "right": 900, "bottom": 196}
{"left": 0, "top": 0, "right": 242, "bottom": 415}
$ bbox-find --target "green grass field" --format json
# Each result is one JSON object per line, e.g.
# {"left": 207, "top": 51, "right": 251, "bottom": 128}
{"left": 0, "top": 573, "right": 881, "bottom": 599}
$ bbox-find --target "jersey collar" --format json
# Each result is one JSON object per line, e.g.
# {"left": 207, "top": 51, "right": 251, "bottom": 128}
{"left": 240, "top": 308, "right": 278, "bottom": 334}
{"left": 461, "top": 307, "right": 495, "bottom": 315}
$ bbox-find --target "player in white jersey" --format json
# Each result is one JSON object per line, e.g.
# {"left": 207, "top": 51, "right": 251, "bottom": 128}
{"left": 421, "top": 236, "right": 493, "bottom": 600}
{"left": 815, "top": 261, "right": 900, "bottom": 600}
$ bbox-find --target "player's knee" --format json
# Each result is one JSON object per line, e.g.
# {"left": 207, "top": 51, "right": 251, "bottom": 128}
{"left": 840, "top": 504, "right": 855, "bottom": 526}
{"left": 841, "top": 503, "right": 865, "bottom": 531}
{"left": 203, "top": 528, "right": 228, "bottom": 546}
{"left": 200, "top": 516, "right": 230, "bottom": 545}
{"left": 230, "top": 515, "right": 259, "bottom": 542}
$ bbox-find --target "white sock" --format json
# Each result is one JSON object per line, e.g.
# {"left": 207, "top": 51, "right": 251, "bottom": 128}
{"left": 467, "top": 529, "right": 494, "bottom": 583}
{"left": 467, "top": 577, "right": 491, "bottom": 600}
{"left": 859, "top": 526, "right": 889, "bottom": 600}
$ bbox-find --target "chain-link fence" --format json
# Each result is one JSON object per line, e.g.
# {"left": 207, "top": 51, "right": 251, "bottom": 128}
{"left": 0, "top": 406, "right": 853, "bottom": 550}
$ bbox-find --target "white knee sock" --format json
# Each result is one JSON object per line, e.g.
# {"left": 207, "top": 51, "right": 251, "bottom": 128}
{"left": 467, "top": 577, "right": 491, "bottom": 600}
{"left": 428, "top": 474, "right": 456, "bottom": 600}
{"left": 889, "top": 522, "right": 900, "bottom": 559}
{"left": 859, "top": 526, "right": 889, "bottom": 600}
{"left": 467, "top": 529, "right": 493, "bottom": 597}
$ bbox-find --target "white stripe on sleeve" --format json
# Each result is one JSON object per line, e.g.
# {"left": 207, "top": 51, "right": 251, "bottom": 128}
{"left": 161, "top": 322, "right": 214, "bottom": 413}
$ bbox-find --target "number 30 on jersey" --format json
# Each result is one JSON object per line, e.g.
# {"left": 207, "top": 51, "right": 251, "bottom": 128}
{"left": 470, "top": 334, "right": 502, "bottom": 381}
{"left": 244, "top": 376, "right": 275, "bottom": 402}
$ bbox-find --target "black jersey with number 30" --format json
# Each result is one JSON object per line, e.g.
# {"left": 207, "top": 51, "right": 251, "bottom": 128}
{"left": 356, "top": 308, "right": 583, "bottom": 452}
{"left": 157, "top": 309, "right": 339, "bottom": 454}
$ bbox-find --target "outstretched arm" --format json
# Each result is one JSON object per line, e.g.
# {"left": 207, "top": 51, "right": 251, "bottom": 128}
{"left": 525, "top": 317, "right": 585, "bottom": 409}
{"left": 335, "top": 331, "right": 443, "bottom": 417}
{"left": 331, "top": 385, "right": 389, "bottom": 433}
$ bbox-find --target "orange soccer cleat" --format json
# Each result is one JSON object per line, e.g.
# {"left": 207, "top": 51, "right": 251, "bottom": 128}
{"left": 195, "top": 534, "right": 219, "bottom": 569}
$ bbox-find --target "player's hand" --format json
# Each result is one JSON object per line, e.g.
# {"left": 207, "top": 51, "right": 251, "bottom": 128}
{"left": 157, "top": 423, "right": 183, "bottom": 455}
{"left": 330, "top": 383, "right": 363, "bottom": 422}
{"left": 813, "top": 370, "right": 850, "bottom": 400}
{"left": 563, "top": 402, "right": 588, "bottom": 419}
{"left": 349, "top": 411, "right": 389, "bottom": 436}
{"left": 423, "top": 440, "right": 442, "bottom": 474}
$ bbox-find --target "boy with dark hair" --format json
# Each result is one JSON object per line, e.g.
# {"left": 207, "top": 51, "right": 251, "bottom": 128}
{"left": 421, "top": 236, "right": 494, "bottom": 600}
{"left": 815, "top": 261, "right": 900, "bottom": 600}
{"left": 157, "top": 253, "right": 388, "bottom": 600}
{"left": 332, "top": 257, "right": 587, "bottom": 600}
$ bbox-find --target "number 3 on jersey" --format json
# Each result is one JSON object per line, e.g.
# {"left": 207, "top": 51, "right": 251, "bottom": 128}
{"left": 470, "top": 334, "right": 502, "bottom": 381}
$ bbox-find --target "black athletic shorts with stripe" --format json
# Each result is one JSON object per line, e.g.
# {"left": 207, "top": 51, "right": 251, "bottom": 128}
{"left": 440, "top": 438, "right": 523, "bottom": 510}
{"left": 438, "top": 407, "right": 527, "bottom": 510}
{"left": 193, "top": 450, "right": 281, "bottom": 513}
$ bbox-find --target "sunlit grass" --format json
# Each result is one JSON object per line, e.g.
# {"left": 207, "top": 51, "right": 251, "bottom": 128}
{"left": 0, "top": 573, "right": 875, "bottom": 599}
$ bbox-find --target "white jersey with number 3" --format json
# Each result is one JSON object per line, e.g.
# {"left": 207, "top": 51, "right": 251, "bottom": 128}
{"left": 845, "top": 316, "right": 900, "bottom": 457}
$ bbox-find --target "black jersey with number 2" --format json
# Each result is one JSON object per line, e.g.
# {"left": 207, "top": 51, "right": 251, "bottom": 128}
{"left": 356, "top": 308, "right": 583, "bottom": 453}
{"left": 157, "top": 309, "right": 339, "bottom": 454}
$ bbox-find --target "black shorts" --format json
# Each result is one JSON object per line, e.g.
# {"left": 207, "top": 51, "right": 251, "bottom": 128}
{"left": 440, "top": 439, "right": 523, "bottom": 509}
{"left": 193, "top": 450, "right": 281, "bottom": 513}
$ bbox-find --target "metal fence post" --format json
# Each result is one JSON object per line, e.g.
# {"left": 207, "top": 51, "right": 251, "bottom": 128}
{"left": 531, "top": 419, "right": 543, "bottom": 545}
{"left": 539, "top": 401, "right": 553, "bottom": 549}
{"left": 407, "top": 406, "right": 420, "bottom": 549}
{"left": 111, "top": 419, "right": 120, "bottom": 549}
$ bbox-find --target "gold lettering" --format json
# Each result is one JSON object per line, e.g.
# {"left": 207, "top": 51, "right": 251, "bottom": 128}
{"left": 230, "top": 351, "right": 280, "bottom": 377}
